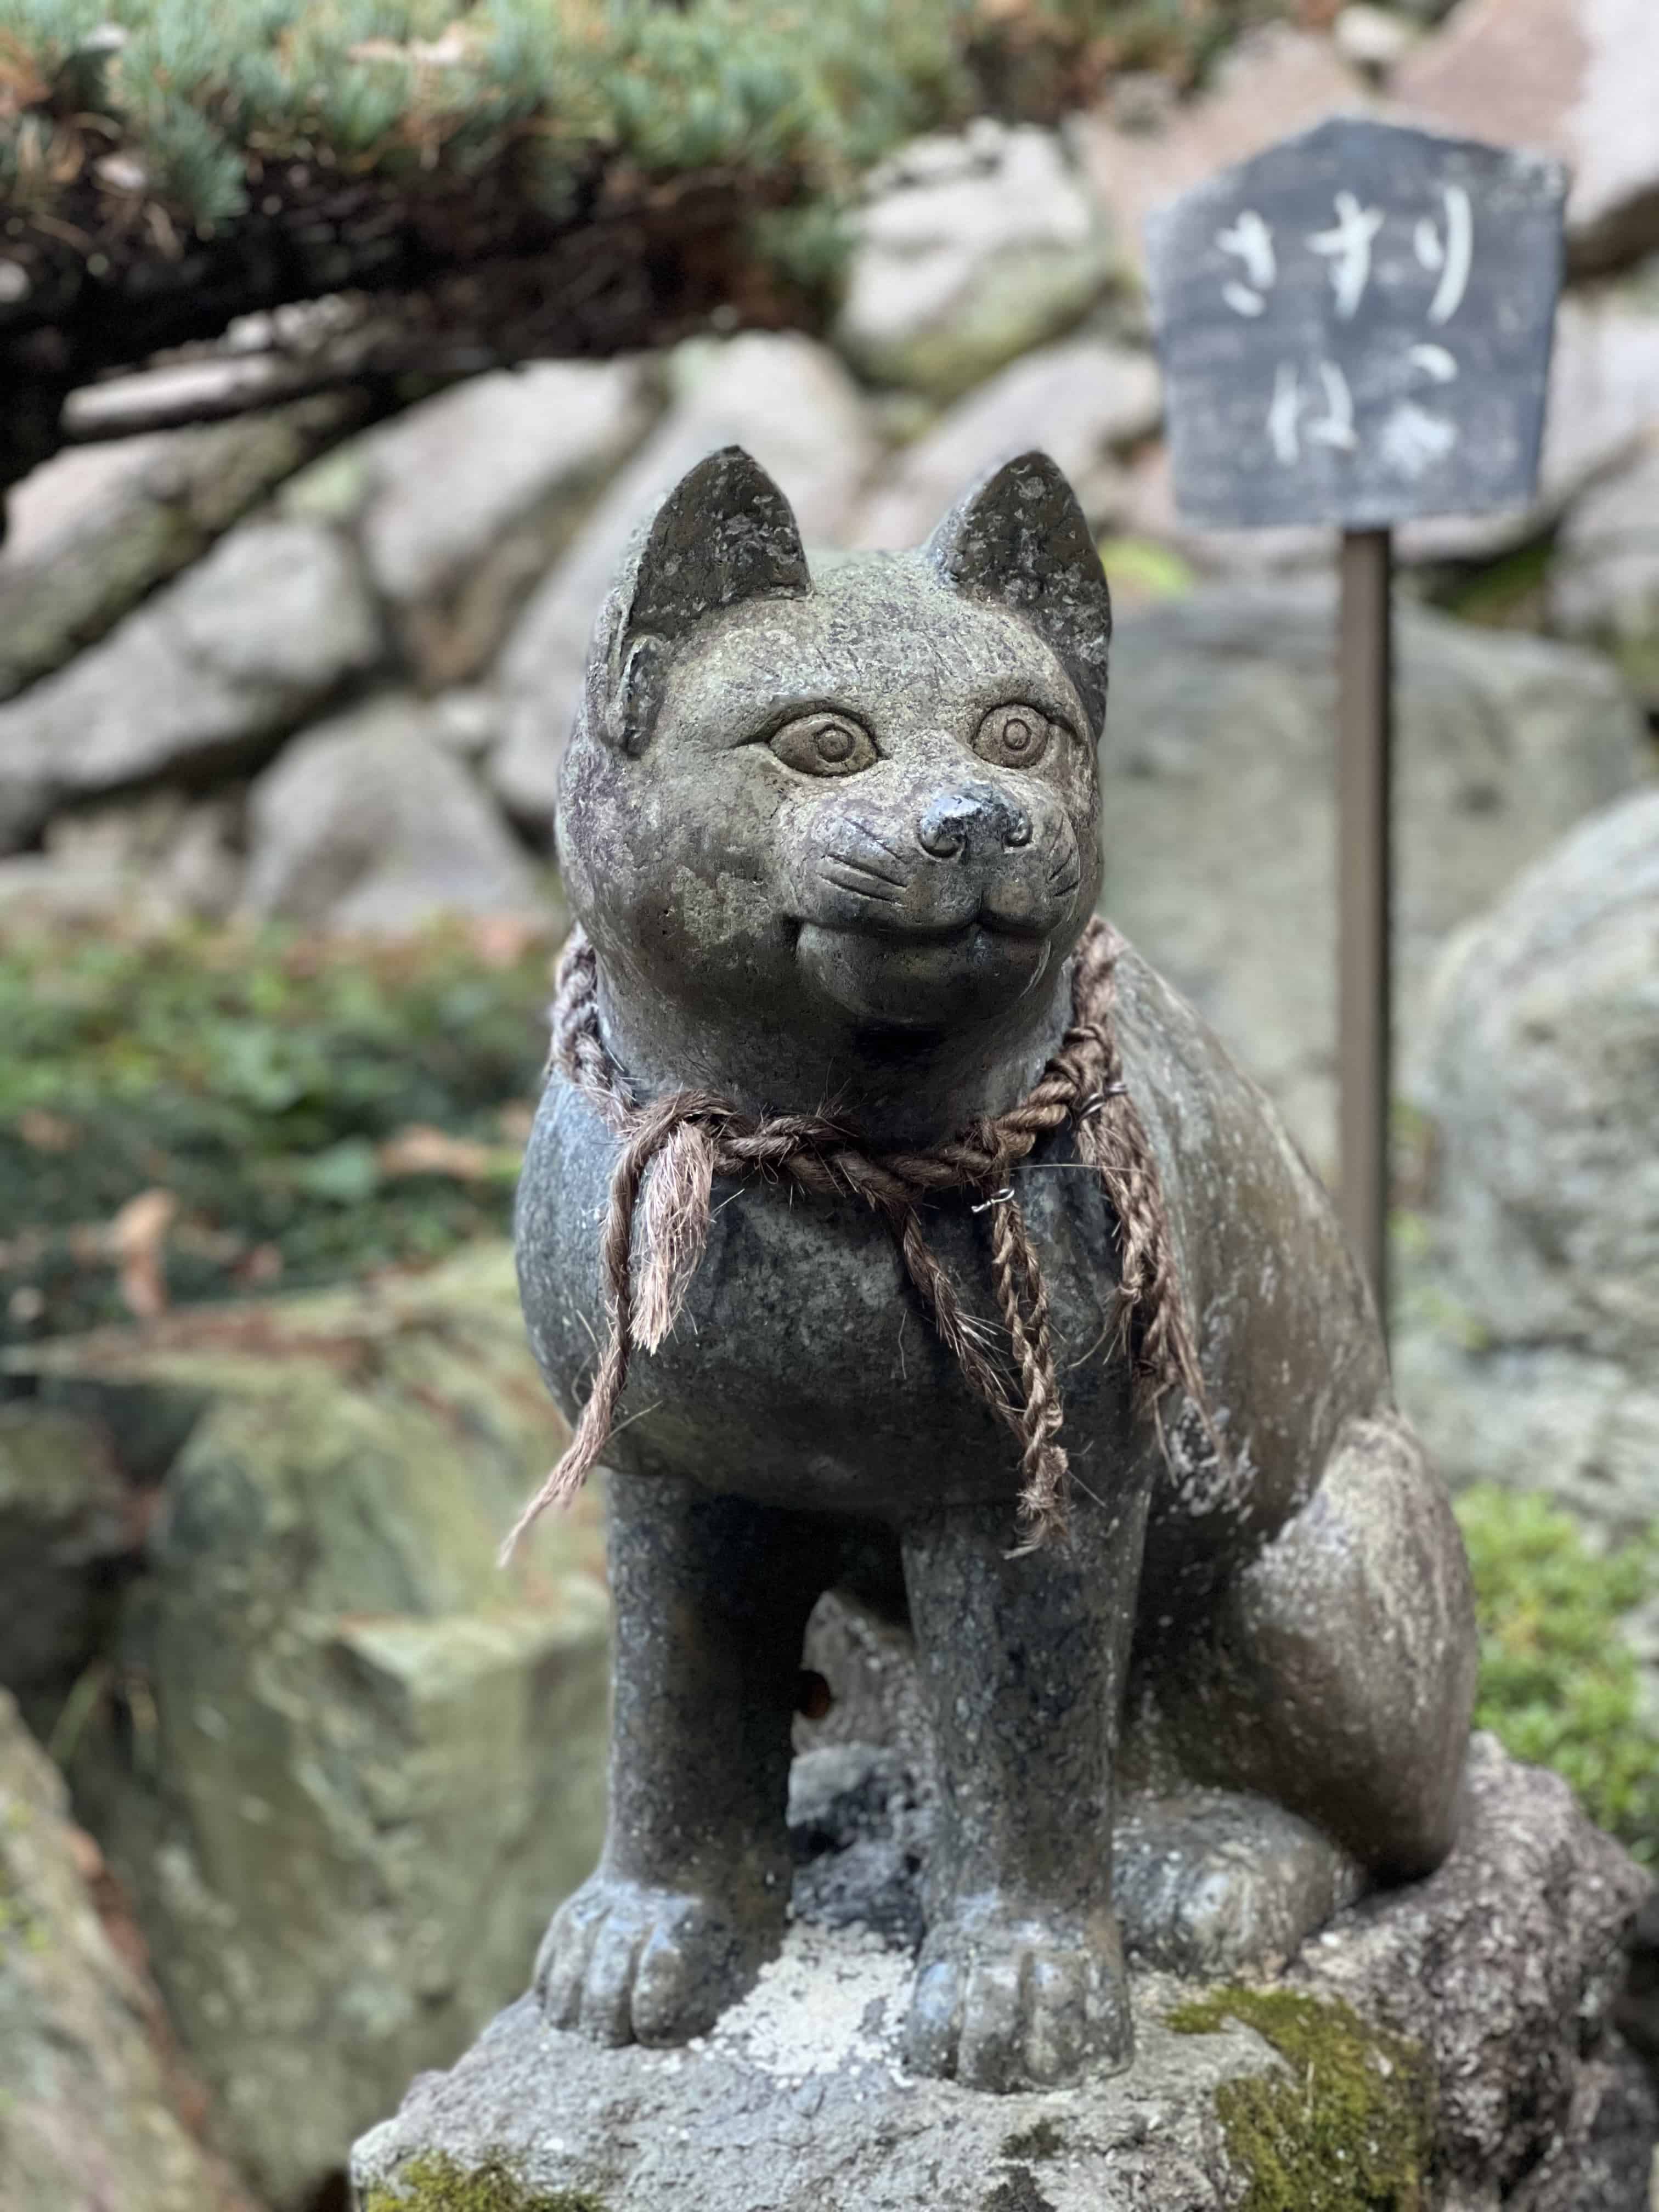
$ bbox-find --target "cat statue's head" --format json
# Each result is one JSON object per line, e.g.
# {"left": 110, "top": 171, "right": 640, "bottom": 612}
{"left": 557, "top": 446, "right": 1110, "bottom": 1119}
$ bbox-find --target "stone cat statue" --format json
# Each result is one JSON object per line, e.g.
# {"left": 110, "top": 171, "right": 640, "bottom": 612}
{"left": 512, "top": 444, "right": 1476, "bottom": 2092}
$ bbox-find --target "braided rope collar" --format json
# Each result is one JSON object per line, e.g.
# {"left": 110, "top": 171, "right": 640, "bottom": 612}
{"left": 503, "top": 917, "right": 1208, "bottom": 1560}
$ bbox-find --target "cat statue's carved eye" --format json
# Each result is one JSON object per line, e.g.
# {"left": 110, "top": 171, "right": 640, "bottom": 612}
{"left": 769, "top": 712, "right": 878, "bottom": 778}
{"left": 973, "top": 704, "right": 1054, "bottom": 770}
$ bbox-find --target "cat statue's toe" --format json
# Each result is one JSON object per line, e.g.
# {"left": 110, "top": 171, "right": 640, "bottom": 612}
{"left": 535, "top": 1872, "right": 779, "bottom": 2047}
{"left": 903, "top": 1897, "right": 1132, "bottom": 2090}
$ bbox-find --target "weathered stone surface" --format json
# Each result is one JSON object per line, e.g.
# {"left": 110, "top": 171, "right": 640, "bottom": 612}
{"left": 0, "top": 519, "right": 381, "bottom": 850}
{"left": 14, "top": 1245, "right": 610, "bottom": 2210}
{"left": 1101, "top": 586, "right": 1646, "bottom": 1174}
{"left": 0, "top": 1403, "right": 135, "bottom": 1729}
{"left": 242, "top": 693, "right": 548, "bottom": 935}
{"left": 1395, "top": 0, "right": 1659, "bottom": 274}
{"left": 851, "top": 335, "right": 1161, "bottom": 550}
{"left": 1077, "top": 27, "right": 1369, "bottom": 287}
{"left": 0, "top": 1689, "right": 254, "bottom": 2212}
{"left": 835, "top": 120, "right": 1119, "bottom": 398}
{"left": 0, "top": 393, "right": 373, "bottom": 702}
{"left": 492, "top": 334, "right": 876, "bottom": 824}
{"left": 1395, "top": 788, "right": 1659, "bottom": 1527}
{"left": 1550, "top": 435, "right": 1659, "bottom": 713}
{"left": 351, "top": 1735, "right": 1653, "bottom": 2212}
{"left": 342, "top": 361, "right": 652, "bottom": 687}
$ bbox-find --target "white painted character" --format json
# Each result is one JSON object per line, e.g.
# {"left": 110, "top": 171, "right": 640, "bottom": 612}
{"left": 1308, "top": 191, "right": 1384, "bottom": 319}
{"left": 1265, "top": 360, "right": 1358, "bottom": 465}
{"left": 1413, "top": 185, "right": 1474, "bottom": 325}
{"left": 1217, "top": 209, "right": 1276, "bottom": 317}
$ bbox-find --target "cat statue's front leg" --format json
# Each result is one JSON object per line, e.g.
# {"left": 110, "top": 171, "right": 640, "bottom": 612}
{"left": 900, "top": 1483, "right": 1150, "bottom": 2089}
{"left": 535, "top": 1472, "right": 818, "bottom": 2045}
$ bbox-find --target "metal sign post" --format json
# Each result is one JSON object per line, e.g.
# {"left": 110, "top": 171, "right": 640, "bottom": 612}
{"left": 1146, "top": 117, "right": 1566, "bottom": 1328}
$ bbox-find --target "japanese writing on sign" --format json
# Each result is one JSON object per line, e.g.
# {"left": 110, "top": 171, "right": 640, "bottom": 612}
{"left": 1146, "top": 120, "right": 1567, "bottom": 531}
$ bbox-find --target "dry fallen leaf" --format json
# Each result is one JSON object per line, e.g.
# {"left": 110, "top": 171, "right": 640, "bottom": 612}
{"left": 18, "top": 1108, "right": 77, "bottom": 1152}
{"left": 377, "top": 1125, "right": 496, "bottom": 1181}
{"left": 108, "top": 1188, "right": 177, "bottom": 1319}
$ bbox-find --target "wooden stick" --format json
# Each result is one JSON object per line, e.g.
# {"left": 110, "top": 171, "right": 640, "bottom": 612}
{"left": 1337, "top": 528, "right": 1393, "bottom": 1332}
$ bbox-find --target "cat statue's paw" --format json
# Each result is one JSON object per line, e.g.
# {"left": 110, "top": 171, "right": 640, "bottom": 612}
{"left": 535, "top": 1872, "right": 775, "bottom": 2047}
{"left": 903, "top": 1897, "right": 1132, "bottom": 2090}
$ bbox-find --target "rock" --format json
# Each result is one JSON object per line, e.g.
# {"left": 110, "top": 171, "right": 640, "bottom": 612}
{"left": 1395, "top": 788, "right": 1659, "bottom": 1528}
{"left": 0, "top": 520, "right": 381, "bottom": 851}
{"left": 492, "top": 335, "right": 876, "bottom": 826}
{"left": 1100, "top": 587, "right": 1646, "bottom": 1176}
{"left": 340, "top": 362, "right": 653, "bottom": 688}
{"left": 850, "top": 335, "right": 1161, "bottom": 549}
{"left": 834, "top": 119, "right": 1119, "bottom": 399}
{"left": 1333, "top": 4, "right": 1419, "bottom": 76}
{"left": 0, "top": 792, "right": 245, "bottom": 928}
{"left": 1395, "top": 0, "right": 1659, "bottom": 275}
{"left": 1076, "top": 28, "right": 1369, "bottom": 287}
{"left": 14, "top": 1244, "right": 610, "bottom": 2210}
{"left": 1549, "top": 435, "right": 1659, "bottom": 714}
{"left": 0, "top": 1688, "right": 255, "bottom": 2212}
{"left": 0, "top": 392, "right": 374, "bottom": 702}
{"left": 0, "top": 1404, "right": 136, "bottom": 1731}
{"left": 242, "top": 693, "right": 547, "bottom": 936}
{"left": 351, "top": 1734, "right": 1654, "bottom": 2211}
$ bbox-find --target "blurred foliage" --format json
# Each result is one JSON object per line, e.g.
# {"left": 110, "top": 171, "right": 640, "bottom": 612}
{"left": 0, "top": 0, "right": 1291, "bottom": 242}
{"left": 0, "top": 914, "right": 558, "bottom": 1352}
{"left": 1457, "top": 1484, "right": 1659, "bottom": 1864}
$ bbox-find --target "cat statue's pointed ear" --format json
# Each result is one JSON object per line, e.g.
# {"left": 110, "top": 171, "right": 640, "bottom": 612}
{"left": 927, "top": 452, "right": 1112, "bottom": 739}
{"left": 587, "top": 445, "right": 811, "bottom": 754}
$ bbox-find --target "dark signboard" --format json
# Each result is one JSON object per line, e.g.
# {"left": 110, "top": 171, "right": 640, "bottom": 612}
{"left": 1146, "top": 118, "right": 1567, "bottom": 530}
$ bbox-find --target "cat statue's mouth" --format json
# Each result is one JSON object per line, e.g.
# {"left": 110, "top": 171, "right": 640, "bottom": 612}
{"left": 794, "top": 913, "right": 1053, "bottom": 1034}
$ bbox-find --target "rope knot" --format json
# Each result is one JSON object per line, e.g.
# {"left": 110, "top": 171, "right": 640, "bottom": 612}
{"left": 501, "top": 918, "right": 1215, "bottom": 1564}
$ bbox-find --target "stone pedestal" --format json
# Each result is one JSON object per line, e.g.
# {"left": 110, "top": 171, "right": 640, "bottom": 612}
{"left": 351, "top": 1737, "right": 1656, "bottom": 2212}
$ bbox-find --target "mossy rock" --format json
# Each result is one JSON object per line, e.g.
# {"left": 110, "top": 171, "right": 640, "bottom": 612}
{"left": 364, "top": 2149, "right": 609, "bottom": 2210}
{"left": 20, "top": 1243, "right": 610, "bottom": 2210}
{"left": 1169, "top": 1988, "right": 1433, "bottom": 2212}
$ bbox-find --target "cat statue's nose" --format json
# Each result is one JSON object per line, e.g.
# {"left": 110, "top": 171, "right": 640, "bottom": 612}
{"left": 917, "top": 783, "right": 1032, "bottom": 860}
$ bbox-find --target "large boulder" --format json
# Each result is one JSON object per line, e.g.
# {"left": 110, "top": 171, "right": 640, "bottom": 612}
{"left": 850, "top": 334, "right": 1161, "bottom": 550}
{"left": 352, "top": 1734, "right": 1654, "bottom": 2211}
{"left": 1550, "top": 435, "right": 1659, "bottom": 716}
{"left": 1076, "top": 27, "right": 1368, "bottom": 287}
{"left": 833, "top": 120, "right": 1120, "bottom": 399}
{"left": 1101, "top": 587, "right": 1646, "bottom": 1173}
{"left": 14, "top": 1244, "right": 609, "bottom": 2209}
{"left": 1395, "top": 788, "right": 1659, "bottom": 1531}
{"left": 1395, "top": 0, "right": 1659, "bottom": 275}
{"left": 491, "top": 334, "right": 877, "bottom": 827}
{"left": 241, "top": 693, "right": 549, "bottom": 936}
{"left": 0, "top": 519, "right": 381, "bottom": 852}
{"left": 0, "top": 392, "right": 374, "bottom": 703}
{"left": 0, "top": 1689, "right": 255, "bottom": 2212}
{"left": 300, "top": 362, "right": 654, "bottom": 690}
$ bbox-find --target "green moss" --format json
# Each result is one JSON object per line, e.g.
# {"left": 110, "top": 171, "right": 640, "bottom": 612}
{"left": 0, "top": 913, "right": 561, "bottom": 1351}
{"left": 1455, "top": 1486, "right": 1659, "bottom": 1864}
{"left": 1168, "top": 1988, "right": 1431, "bottom": 2212}
{"left": 363, "top": 2148, "right": 607, "bottom": 2212}
{"left": 1000, "top": 2117, "right": 1066, "bottom": 2162}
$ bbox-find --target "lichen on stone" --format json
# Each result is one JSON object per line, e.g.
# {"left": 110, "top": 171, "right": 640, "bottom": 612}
{"left": 1167, "top": 1987, "right": 1432, "bottom": 2212}
{"left": 999, "top": 2117, "right": 1066, "bottom": 2162}
{"left": 362, "top": 2151, "right": 608, "bottom": 2212}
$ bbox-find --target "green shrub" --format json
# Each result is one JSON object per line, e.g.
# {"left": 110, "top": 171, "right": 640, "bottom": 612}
{"left": 0, "top": 914, "right": 559, "bottom": 1350}
{"left": 1456, "top": 1484, "right": 1659, "bottom": 1863}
